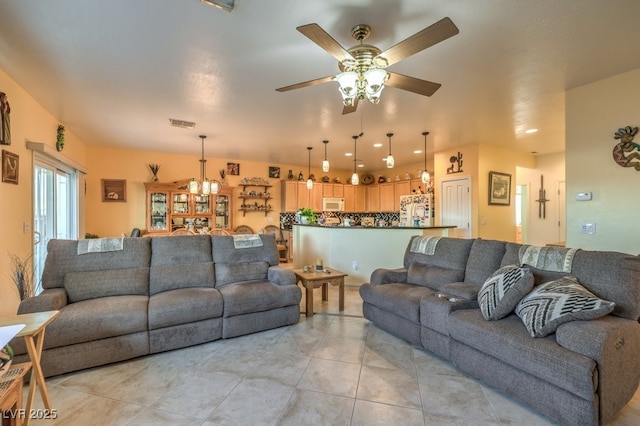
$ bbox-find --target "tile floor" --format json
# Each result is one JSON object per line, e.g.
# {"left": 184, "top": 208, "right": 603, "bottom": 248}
{"left": 23, "top": 285, "right": 640, "bottom": 425}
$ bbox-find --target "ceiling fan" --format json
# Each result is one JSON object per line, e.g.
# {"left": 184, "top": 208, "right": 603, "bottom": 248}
{"left": 276, "top": 17, "right": 459, "bottom": 114}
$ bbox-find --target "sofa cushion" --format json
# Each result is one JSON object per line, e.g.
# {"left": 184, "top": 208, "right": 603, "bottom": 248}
{"left": 148, "top": 287, "right": 223, "bottom": 329}
{"left": 479, "top": 265, "right": 534, "bottom": 320}
{"left": 214, "top": 262, "right": 269, "bottom": 287}
{"left": 64, "top": 268, "right": 149, "bottom": 303}
{"left": 403, "top": 236, "right": 474, "bottom": 271}
{"left": 515, "top": 276, "right": 615, "bottom": 337}
{"left": 406, "top": 263, "right": 465, "bottom": 291}
{"left": 149, "top": 262, "right": 215, "bottom": 295}
{"left": 217, "top": 279, "right": 301, "bottom": 317}
{"left": 359, "top": 282, "right": 435, "bottom": 324}
{"left": 211, "top": 234, "right": 279, "bottom": 266}
{"left": 464, "top": 239, "right": 507, "bottom": 286}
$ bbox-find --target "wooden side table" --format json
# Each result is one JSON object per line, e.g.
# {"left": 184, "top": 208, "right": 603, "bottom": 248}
{"left": 0, "top": 362, "right": 32, "bottom": 426}
{"left": 294, "top": 267, "right": 348, "bottom": 317}
{"left": 0, "top": 311, "right": 59, "bottom": 426}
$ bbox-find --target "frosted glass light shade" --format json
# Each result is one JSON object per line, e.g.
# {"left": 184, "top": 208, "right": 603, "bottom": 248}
{"left": 307, "top": 178, "right": 313, "bottom": 189}
{"left": 365, "top": 68, "right": 387, "bottom": 94}
{"left": 322, "top": 160, "right": 330, "bottom": 173}
{"left": 386, "top": 154, "right": 394, "bottom": 168}
{"left": 189, "top": 178, "right": 199, "bottom": 194}
{"left": 201, "top": 179, "right": 211, "bottom": 195}
{"left": 351, "top": 172, "right": 359, "bottom": 185}
{"left": 210, "top": 180, "right": 220, "bottom": 194}
{"left": 421, "top": 170, "right": 430, "bottom": 184}
{"left": 336, "top": 72, "right": 358, "bottom": 96}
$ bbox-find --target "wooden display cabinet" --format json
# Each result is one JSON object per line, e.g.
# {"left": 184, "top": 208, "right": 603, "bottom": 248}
{"left": 145, "top": 181, "right": 233, "bottom": 234}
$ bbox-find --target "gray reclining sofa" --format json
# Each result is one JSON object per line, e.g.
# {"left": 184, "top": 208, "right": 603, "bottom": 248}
{"left": 360, "top": 236, "right": 640, "bottom": 426}
{"left": 11, "top": 234, "right": 301, "bottom": 377}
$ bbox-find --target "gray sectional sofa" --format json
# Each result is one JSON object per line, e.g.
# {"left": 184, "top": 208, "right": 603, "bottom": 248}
{"left": 360, "top": 236, "right": 640, "bottom": 426}
{"left": 11, "top": 234, "right": 301, "bottom": 377}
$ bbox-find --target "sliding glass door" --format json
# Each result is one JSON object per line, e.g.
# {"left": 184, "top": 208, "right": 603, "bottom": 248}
{"left": 33, "top": 160, "right": 78, "bottom": 292}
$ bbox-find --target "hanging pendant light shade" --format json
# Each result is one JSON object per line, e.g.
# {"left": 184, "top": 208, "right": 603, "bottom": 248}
{"left": 421, "top": 131, "right": 430, "bottom": 184}
{"left": 322, "top": 140, "right": 330, "bottom": 173}
{"left": 386, "top": 132, "right": 395, "bottom": 168}
{"left": 306, "top": 146, "right": 314, "bottom": 189}
{"left": 351, "top": 135, "right": 359, "bottom": 185}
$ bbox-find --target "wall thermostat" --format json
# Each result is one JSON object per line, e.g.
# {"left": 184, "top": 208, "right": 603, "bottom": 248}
{"left": 576, "top": 192, "right": 592, "bottom": 201}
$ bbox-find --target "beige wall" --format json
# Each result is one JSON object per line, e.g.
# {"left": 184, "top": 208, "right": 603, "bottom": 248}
{"left": 0, "top": 68, "right": 87, "bottom": 315}
{"left": 566, "top": 68, "right": 640, "bottom": 253}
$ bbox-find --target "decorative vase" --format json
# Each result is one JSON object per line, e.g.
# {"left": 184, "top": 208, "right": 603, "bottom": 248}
{"left": 287, "top": 169, "right": 294, "bottom": 180}
{"left": 300, "top": 216, "right": 310, "bottom": 224}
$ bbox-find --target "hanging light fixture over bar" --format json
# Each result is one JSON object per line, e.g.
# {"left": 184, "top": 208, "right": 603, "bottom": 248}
{"left": 322, "top": 140, "right": 330, "bottom": 173}
{"left": 306, "top": 146, "right": 314, "bottom": 189}
{"left": 421, "top": 131, "right": 431, "bottom": 184}
{"left": 351, "top": 134, "right": 360, "bottom": 185}
{"left": 386, "top": 132, "right": 395, "bottom": 168}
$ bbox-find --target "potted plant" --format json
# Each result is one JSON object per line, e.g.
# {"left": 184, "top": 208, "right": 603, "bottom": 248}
{"left": 297, "top": 207, "right": 316, "bottom": 224}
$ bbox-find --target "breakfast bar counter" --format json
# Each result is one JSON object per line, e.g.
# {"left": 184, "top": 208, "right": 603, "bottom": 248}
{"left": 292, "top": 224, "right": 455, "bottom": 286}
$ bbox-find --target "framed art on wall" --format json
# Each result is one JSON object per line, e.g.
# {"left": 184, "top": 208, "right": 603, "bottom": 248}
{"left": 268, "top": 166, "right": 280, "bottom": 178}
{"left": 488, "top": 171, "right": 511, "bottom": 205}
{"left": 227, "top": 162, "right": 240, "bottom": 176}
{"left": 102, "top": 179, "right": 127, "bottom": 202}
{"left": 2, "top": 149, "right": 18, "bottom": 184}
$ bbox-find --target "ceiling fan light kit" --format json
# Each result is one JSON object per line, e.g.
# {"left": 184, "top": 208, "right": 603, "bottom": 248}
{"left": 277, "top": 18, "right": 459, "bottom": 114}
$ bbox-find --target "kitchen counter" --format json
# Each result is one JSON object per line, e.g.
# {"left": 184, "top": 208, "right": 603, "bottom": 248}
{"left": 293, "top": 224, "right": 455, "bottom": 285}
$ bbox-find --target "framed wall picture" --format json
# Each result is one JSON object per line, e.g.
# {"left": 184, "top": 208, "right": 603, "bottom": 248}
{"left": 488, "top": 171, "right": 511, "bottom": 205}
{"left": 2, "top": 149, "right": 18, "bottom": 184}
{"left": 268, "top": 166, "right": 280, "bottom": 179}
{"left": 227, "top": 162, "right": 240, "bottom": 176}
{"left": 102, "top": 179, "right": 127, "bottom": 202}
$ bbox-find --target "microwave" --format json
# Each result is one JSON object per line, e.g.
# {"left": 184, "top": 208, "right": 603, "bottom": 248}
{"left": 322, "top": 197, "right": 345, "bottom": 212}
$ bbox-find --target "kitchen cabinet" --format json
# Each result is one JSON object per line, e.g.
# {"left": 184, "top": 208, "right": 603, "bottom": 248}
{"left": 410, "top": 178, "right": 427, "bottom": 194}
{"left": 355, "top": 186, "right": 367, "bottom": 212}
{"left": 322, "top": 183, "right": 344, "bottom": 198}
{"left": 394, "top": 180, "right": 411, "bottom": 197}
{"left": 296, "top": 181, "right": 309, "bottom": 210}
{"left": 309, "top": 183, "right": 324, "bottom": 211}
{"left": 281, "top": 180, "right": 298, "bottom": 212}
{"left": 144, "top": 181, "right": 233, "bottom": 234}
{"left": 379, "top": 183, "right": 395, "bottom": 211}
{"left": 367, "top": 185, "right": 380, "bottom": 211}
{"left": 343, "top": 185, "right": 355, "bottom": 211}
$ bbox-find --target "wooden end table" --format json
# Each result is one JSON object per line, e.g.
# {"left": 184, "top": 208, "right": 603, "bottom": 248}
{"left": 0, "top": 362, "right": 32, "bottom": 426}
{"left": 0, "top": 311, "right": 59, "bottom": 426}
{"left": 294, "top": 267, "right": 348, "bottom": 317}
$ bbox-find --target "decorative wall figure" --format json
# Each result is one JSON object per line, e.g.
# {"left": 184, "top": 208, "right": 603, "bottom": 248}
{"left": 56, "top": 124, "right": 65, "bottom": 151}
{"left": 0, "top": 91, "right": 10, "bottom": 145}
{"left": 447, "top": 151, "right": 463, "bottom": 174}
{"left": 535, "top": 175, "right": 549, "bottom": 219}
{"left": 612, "top": 126, "right": 640, "bottom": 171}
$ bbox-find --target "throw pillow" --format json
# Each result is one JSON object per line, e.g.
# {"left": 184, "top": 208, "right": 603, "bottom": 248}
{"left": 515, "top": 276, "right": 615, "bottom": 338}
{"left": 478, "top": 265, "right": 534, "bottom": 320}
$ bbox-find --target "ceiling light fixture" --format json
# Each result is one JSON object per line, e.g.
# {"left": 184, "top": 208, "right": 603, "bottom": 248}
{"left": 322, "top": 140, "right": 330, "bottom": 172}
{"left": 200, "top": 0, "right": 234, "bottom": 12}
{"left": 386, "top": 132, "right": 395, "bottom": 168}
{"left": 351, "top": 135, "right": 360, "bottom": 185}
{"left": 306, "top": 146, "right": 314, "bottom": 190}
{"left": 421, "top": 131, "right": 430, "bottom": 184}
{"left": 189, "top": 135, "right": 220, "bottom": 195}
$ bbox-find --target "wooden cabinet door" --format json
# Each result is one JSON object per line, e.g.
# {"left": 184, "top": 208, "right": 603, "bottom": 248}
{"left": 332, "top": 184, "right": 344, "bottom": 198}
{"left": 343, "top": 185, "right": 355, "bottom": 211}
{"left": 355, "top": 186, "right": 367, "bottom": 212}
{"left": 296, "top": 182, "right": 309, "bottom": 210}
{"left": 410, "top": 178, "right": 425, "bottom": 194}
{"left": 379, "top": 183, "right": 395, "bottom": 211}
{"left": 394, "top": 180, "right": 411, "bottom": 211}
{"left": 367, "top": 185, "right": 380, "bottom": 212}
{"left": 322, "top": 183, "right": 333, "bottom": 198}
{"left": 310, "top": 183, "right": 324, "bottom": 211}
{"left": 281, "top": 180, "right": 298, "bottom": 212}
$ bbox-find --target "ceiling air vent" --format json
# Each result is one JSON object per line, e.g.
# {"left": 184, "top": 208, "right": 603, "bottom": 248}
{"left": 169, "top": 118, "right": 196, "bottom": 129}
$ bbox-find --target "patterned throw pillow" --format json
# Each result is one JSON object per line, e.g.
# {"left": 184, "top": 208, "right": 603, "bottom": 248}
{"left": 515, "top": 276, "right": 615, "bottom": 338}
{"left": 479, "top": 265, "right": 534, "bottom": 320}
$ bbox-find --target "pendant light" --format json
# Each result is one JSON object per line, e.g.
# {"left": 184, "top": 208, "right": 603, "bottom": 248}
{"left": 306, "top": 146, "right": 314, "bottom": 189}
{"left": 386, "top": 132, "right": 394, "bottom": 168}
{"left": 421, "top": 131, "right": 431, "bottom": 184}
{"left": 351, "top": 134, "right": 359, "bottom": 185}
{"left": 188, "top": 135, "right": 220, "bottom": 195}
{"left": 322, "top": 140, "right": 330, "bottom": 172}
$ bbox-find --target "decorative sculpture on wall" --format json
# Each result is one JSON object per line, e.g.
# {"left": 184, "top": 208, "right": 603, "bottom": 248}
{"left": 56, "top": 124, "right": 65, "bottom": 151}
{"left": 612, "top": 126, "right": 640, "bottom": 171}
{"left": 0, "top": 91, "right": 10, "bottom": 146}
{"left": 447, "top": 152, "right": 463, "bottom": 174}
{"left": 535, "top": 175, "right": 549, "bottom": 219}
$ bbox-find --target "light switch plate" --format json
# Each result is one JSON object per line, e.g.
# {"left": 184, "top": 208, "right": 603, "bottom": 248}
{"left": 576, "top": 192, "right": 592, "bottom": 201}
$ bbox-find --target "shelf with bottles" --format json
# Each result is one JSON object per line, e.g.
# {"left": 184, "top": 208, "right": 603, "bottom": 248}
{"left": 239, "top": 200, "right": 273, "bottom": 216}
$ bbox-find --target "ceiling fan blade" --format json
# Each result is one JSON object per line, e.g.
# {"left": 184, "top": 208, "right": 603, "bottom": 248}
{"left": 342, "top": 98, "right": 359, "bottom": 115}
{"left": 386, "top": 72, "right": 441, "bottom": 97}
{"left": 376, "top": 17, "right": 459, "bottom": 67}
{"left": 297, "top": 23, "right": 355, "bottom": 63}
{"left": 276, "top": 75, "right": 334, "bottom": 92}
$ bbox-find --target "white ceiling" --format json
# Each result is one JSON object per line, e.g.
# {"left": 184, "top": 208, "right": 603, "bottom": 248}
{"left": 2, "top": 0, "right": 640, "bottom": 172}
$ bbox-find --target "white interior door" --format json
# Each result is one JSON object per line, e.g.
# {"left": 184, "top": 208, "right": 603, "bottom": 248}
{"left": 33, "top": 160, "right": 78, "bottom": 291}
{"left": 440, "top": 177, "right": 471, "bottom": 238}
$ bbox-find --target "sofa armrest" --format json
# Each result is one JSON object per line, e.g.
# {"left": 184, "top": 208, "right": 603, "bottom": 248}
{"left": 555, "top": 316, "right": 640, "bottom": 422}
{"left": 370, "top": 268, "right": 408, "bottom": 285}
{"left": 440, "top": 282, "right": 480, "bottom": 302}
{"left": 17, "top": 288, "right": 68, "bottom": 314}
{"left": 268, "top": 266, "right": 296, "bottom": 286}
